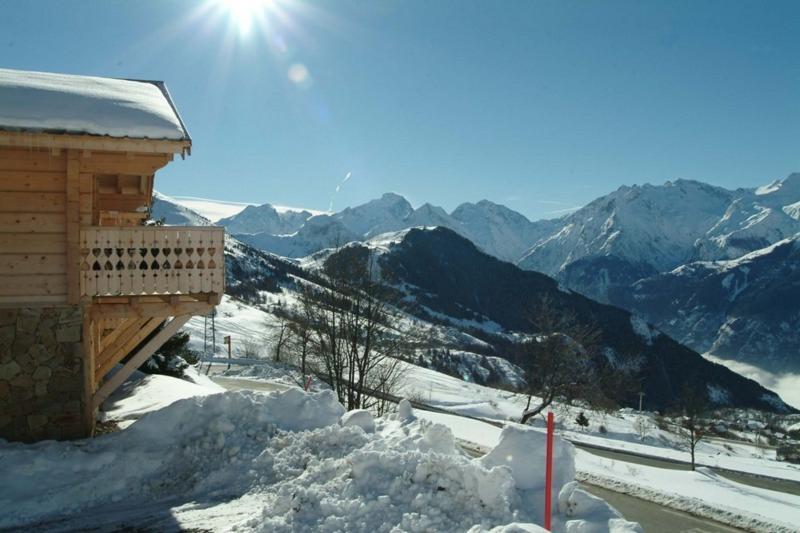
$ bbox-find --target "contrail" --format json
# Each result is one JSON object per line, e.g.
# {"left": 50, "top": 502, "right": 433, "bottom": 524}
{"left": 329, "top": 171, "right": 352, "bottom": 212}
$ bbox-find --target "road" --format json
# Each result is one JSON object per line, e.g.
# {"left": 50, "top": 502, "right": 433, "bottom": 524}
{"left": 573, "top": 443, "right": 800, "bottom": 496}
{"left": 581, "top": 483, "right": 745, "bottom": 533}
{"left": 210, "top": 375, "right": 289, "bottom": 393}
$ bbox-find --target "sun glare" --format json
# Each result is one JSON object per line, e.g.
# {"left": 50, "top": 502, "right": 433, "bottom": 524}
{"left": 218, "top": 0, "right": 275, "bottom": 35}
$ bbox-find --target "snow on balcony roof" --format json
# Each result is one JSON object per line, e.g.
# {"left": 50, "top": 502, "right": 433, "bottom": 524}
{"left": 0, "top": 68, "right": 190, "bottom": 142}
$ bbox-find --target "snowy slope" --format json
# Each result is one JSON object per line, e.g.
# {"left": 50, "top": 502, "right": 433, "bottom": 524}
{"left": 151, "top": 191, "right": 211, "bottom": 226}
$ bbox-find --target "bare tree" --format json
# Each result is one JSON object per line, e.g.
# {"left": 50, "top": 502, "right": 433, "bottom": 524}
{"left": 284, "top": 245, "right": 412, "bottom": 411}
{"left": 675, "top": 384, "right": 709, "bottom": 470}
{"left": 515, "top": 296, "right": 605, "bottom": 425}
{"left": 633, "top": 416, "right": 652, "bottom": 442}
{"left": 264, "top": 312, "right": 291, "bottom": 362}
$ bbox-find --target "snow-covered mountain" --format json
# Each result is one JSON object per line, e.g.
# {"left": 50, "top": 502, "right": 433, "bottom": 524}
{"left": 518, "top": 175, "right": 800, "bottom": 280}
{"left": 450, "top": 200, "right": 558, "bottom": 262}
{"left": 693, "top": 173, "right": 800, "bottom": 261}
{"left": 608, "top": 234, "right": 800, "bottom": 374}
{"left": 150, "top": 194, "right": 794, "bottom": 412}
{"left": 217, "top": 203, "right": 313, "bottom": 235}
{"left": 333, "top": 192, "right": 416, "bottom": 237}
{"left": 236, "top": 214, "right": 360, "bottom": 259}
{"left": 219, "top": 192, "right": 551, "bottom": 263}
{"left": 518, "top": 179, "right": 740, "bottom": 276}
{"left": 161, "top": 175, "right": 800, "bottom": 383}
{"left": 319, "top": 226, "right": 792, "bottom": 413}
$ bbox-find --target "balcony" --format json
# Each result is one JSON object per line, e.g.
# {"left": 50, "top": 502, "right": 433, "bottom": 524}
{"left": 79, "top": 226, "right": 225, "bottom": 299}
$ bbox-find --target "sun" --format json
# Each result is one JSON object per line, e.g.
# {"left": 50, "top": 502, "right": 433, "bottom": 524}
{"left": 216, "top": 0, "right": 276, "bottom": 35}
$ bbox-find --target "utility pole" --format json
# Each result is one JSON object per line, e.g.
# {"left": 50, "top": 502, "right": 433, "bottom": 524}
{"left": 224, "top": 335, "right": 231, "bottom": 370}
{"left": 638, "top": 391, "right": 646, "bottom": 412}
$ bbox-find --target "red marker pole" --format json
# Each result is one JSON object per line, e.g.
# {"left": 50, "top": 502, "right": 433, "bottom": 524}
{"left": 544, "top": 411, "right": 554, "bottom": 531}
{"left": 304, "top": 375, "right": 313, "bottom": 392}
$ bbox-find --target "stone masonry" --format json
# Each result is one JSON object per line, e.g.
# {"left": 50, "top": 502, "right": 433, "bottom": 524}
{"left": 0, "top": 306, "right": 89, "bottom": 442}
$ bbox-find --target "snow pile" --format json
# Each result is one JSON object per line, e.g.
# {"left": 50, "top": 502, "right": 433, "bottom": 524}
{"left": 0, "top": 68, "right": 187, "bottom": 140}
{"left": 340, "top": 409, "right": 376, "bottom": 433}
{"left": 0, "top": 389, "right": 637, "bottom": 532}
{"left": 100, "top": 368, "right": 224, "bottom": 424}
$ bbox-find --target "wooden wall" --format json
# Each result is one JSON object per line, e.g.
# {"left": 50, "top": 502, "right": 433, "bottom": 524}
{"left": 0, "top": 148, "right": 71, "bottom": 304}
{"left": 0, "top": 146, "right": 171, "bottom": 306}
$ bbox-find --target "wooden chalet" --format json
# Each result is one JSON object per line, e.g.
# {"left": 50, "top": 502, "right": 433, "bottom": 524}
{"left": 0, "top": 68, "right": 224, "bottom": 441}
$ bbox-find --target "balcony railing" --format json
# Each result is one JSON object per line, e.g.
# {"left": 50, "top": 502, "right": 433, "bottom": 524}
{"left": 79, "top": 226, "right": 225, "bottom": 298}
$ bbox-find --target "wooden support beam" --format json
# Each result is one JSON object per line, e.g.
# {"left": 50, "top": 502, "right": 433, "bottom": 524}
{"left": 95, "top": 318, "right": 162, "bottom": 382}
{"left": 93, "top": 315, "right": 191, "bottom": 409}
{"left": 88, "top": 300, "right": 214, "bottom": 320}
{"left": 97, "top": 316, "right": 138, "bottom": 353}
{"left": 81, "top": 316, "right": 97, "bottom": 436}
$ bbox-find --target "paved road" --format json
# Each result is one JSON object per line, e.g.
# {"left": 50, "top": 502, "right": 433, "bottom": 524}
{"left": 211, "top": 376, "right": 290, "bottom": 393}
{"left": 581, "top": 483, "right": 745, "bottom": 533}
{"left": 575, "top": 443, "right": 800, "bottom": 496}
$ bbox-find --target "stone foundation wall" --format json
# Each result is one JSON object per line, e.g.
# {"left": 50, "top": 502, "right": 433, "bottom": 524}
{"left": 0, "top": 306, "right": 90, "bottom": 442}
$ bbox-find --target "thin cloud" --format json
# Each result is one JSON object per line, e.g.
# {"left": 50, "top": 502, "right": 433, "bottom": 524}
{"left": 546, "top": 206, "right": 582, "bottom": 215}
{"left": 328, "top": 171, "right": 352, "bottom": 212}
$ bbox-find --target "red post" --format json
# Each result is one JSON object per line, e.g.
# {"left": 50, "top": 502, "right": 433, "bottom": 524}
{"left": 304, "top": 375, "right": 313, "bottom": 391}
{"left": 544, "top": 411, "right": 554, "bottom": 531}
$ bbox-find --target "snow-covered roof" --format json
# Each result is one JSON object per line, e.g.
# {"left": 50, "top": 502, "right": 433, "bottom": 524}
{"left": 0, "top": 68, "right": 190, "bottom": 142}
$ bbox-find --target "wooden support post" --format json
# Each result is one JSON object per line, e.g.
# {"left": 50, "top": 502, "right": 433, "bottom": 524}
{"left": 92, "top": 315, "right": 191, "bottom": 409}
{"left": 81, "top": 313, "right": 97, "bottom": 437}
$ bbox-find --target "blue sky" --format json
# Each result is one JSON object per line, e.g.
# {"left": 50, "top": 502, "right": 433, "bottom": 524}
{"left": 2, "top": 0, "right": 799, "bottom": 219}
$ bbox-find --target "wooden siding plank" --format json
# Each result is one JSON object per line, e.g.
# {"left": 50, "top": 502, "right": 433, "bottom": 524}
{"left": 0, "top": 213, "right": 66, "bottom": 233}
{"left": 0, "top": 233, "right": 65, "bottom": 253}
{"left": 0, "top": 170, "right": 66, "bottom": 191}
{"left": 0, "top": 192, "right": 65, "bottom": 213}
{"left": 0, "top": 254, "right": 66, "bottom": 274}
{"left": 0, "top": 274, "right": 66, "bottom": 296}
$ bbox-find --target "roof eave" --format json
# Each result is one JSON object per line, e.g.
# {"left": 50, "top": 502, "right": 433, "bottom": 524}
{"left": 0, "top": 129, "right": 191, "bottom": 156}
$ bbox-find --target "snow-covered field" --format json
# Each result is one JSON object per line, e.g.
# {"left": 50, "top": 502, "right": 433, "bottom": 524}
{"left": 0, "top": 371, "right": 639, "bottom": 532}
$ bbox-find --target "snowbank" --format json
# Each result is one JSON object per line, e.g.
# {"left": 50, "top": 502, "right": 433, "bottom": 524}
{"left": 100, "top": 367, "right": 224, "bottom": 425}
{"left": 0, "top": 390, "right": 637, "bottom": 532}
